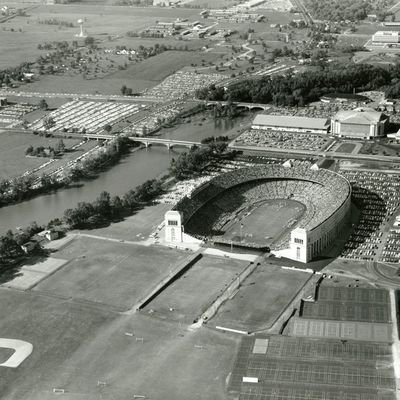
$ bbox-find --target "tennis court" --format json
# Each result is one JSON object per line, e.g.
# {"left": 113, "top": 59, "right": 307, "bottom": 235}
{"left": 229, "top": 335, "right": 395, "bottom": 400}
{"left": 291, "top": 317, "right": 392, "bottom": 342}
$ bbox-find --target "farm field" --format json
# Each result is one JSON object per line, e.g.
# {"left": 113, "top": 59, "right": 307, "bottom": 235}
{"left": 210, "top": 264, "right": 311, "bottom": 332}
{"left": 142, "top": 255, "right": 249, "bottom": 324}
{"left": 35, "top": 236, "right": 188, "bottom": 310}
{"left": 0, "top": 131, "right": 86, "bottom": 179}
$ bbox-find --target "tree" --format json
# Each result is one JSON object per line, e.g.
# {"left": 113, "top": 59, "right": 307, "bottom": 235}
{"left": 121, "top": 85, "right": 127, "bottom": 95}
{"left": 0, "top": 231, "right": 23, "bottom": 262}
{"left": 43, "top": 116, "right": 56, "bottom": 130}
{"left": 111, "top": 195, "right": 124, "bottom": 218}
{"left": 84, "top": 36, "right": 95, "bottom": 48}
{"left": 55, "top": 139, "right": 65, "bottom": 154}
{"left": 94, "top": 191, "right": 111, "bottom": 218}
{"left": 39, "top": 99, "right": 48, "bottom": 110}
{"left": 103, "top": 124, "right": 112, "bottom": 133}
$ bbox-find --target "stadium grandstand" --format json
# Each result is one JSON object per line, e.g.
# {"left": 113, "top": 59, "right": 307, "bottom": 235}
{"left": 174, "top": 164, "right": 351, "bottom": 263}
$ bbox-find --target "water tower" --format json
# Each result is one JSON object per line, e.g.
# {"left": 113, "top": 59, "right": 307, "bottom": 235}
{"left": 76, "top": 19, "right": 87, "bottom": 38}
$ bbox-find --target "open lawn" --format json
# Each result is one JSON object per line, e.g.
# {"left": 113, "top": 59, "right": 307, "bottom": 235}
{"left": 0, "top": 4, "right": 200, "bottom": 68}
{"left": 0, "top": 288, "right": 113, "bottom": 400}
{"left": 35, "top": 236, "right": 188, "bottom": 310}
{"left": 0, "top": 288, "right": 240, "bottom": 400}
{"left": 210, "top": 264, "right": 311, "bottom": 332}
{"left": 142, "top": 255, "right": 248, "bottom": 324}
{"left": 0, "top": 131, "right": 85, "bottom": 179}
{"left": 336, "top": 142, "right": 356, "bottom": 153}
{"left": 18, "top": 50, "right": 222, "bottom": 95}
{"left": 88, "top": 203, "right": 171, "bottom": 241}
{"left": 360, "top": 141, "right": 400, "bottom": 157}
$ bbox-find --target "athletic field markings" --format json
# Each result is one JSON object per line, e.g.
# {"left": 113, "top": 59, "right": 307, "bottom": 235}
{"left": 0, "top": 339, "right": 33, "bottom": 368}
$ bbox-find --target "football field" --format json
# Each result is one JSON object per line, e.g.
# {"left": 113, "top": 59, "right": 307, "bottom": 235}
{"left": 223, "top": 199, "right": 305, "bottom": 247}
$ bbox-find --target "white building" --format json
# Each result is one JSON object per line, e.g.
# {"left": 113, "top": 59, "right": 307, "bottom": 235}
{"left": 372, "top": 31, "right": 400, "bottom": 44}
{"left": 330, "top": 108, "right": 387, "bottom": 139}
{"left": 164, "top": 210, "right": 183, "bottom": 243}
{"left": 251, "top": 114, "right": 329, "bottom": 134}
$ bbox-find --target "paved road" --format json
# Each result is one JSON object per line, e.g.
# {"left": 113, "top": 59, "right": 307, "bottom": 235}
{"left": 230, "top": 143, "right": 400, "bottom": 164}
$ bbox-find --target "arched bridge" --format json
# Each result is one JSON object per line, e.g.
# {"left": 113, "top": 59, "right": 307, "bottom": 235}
{"left": 83, "top": 133, "right": 202, "bottom": 149}
{"left": 204, "top": 100, "right": 270, "bottom": 111}
{"left": 130, "top": 137, "right": 202, "bottom": 149}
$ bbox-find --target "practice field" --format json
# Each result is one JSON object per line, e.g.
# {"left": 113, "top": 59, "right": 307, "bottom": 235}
{"left": 34, "top": 236, "right": 188, "bottom": 311}
{"left": 223, "top": 199, "right": 305, "bottom": 246}
{"left": 0, "top": 288, "right": 114, "bottom": 399}
{"left": 142, "top": 255, "right": 248, "bottom": 324}
{"left": 0, "top": 131, "right": 84, "bottom": 179}
{"left": 0, "top": 289, "right": 240, "bottom": 400}
{"left": 230, "top": 335, "right": 396, "bottom": 400}
{"left": 87, "top": 203, "right": 171, "bottom": 242}
{"left": 210, "top": 264, "right": 311, "bottom": 332}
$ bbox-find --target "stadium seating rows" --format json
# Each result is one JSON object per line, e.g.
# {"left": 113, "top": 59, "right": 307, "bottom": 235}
{"left": 175, "top": 164, "right": 351, "bottom": 248}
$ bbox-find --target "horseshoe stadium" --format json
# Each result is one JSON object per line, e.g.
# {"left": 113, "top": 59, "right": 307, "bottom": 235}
{"left": 175, "top": 163, "right": 352, "bottom": 263}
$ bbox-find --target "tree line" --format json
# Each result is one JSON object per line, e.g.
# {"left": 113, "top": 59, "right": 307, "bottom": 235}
{"left": 196, "top": 63, "right": 400, "bottom": 107}
{"left": 0, "top": 140, "right": 232, "bottom": 266}
{"left": 0, "top": 137, "right": 134, "bottom": 208}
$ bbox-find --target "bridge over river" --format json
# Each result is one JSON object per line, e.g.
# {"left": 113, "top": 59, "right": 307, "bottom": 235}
{"left": 83, "top": 134, "right": 202, "bottom": 149}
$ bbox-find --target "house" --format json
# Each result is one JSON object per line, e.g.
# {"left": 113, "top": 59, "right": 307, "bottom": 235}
{"left": 21, "top": 241, "right": 38, "bottom": 254}
{"left": 37, "top": 229, "right": 59, "bottom": 241}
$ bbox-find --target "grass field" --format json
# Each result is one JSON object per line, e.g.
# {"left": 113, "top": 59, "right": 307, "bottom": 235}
{"left": 0, "top": 288, "right": 240, "bottom": 400}
{"left": 88, "top": 203, "right": 171, "bottom": 241}
{"left": 0, "top": 131, "right": 85, "bottom": 179}
{"left": 336, "top": 142, "right": 356, "bottom": 153}
{"left": 142, "top": 255, "right": 248, "bottom": 324}
{"left": 0, "top": 5, "right": 200, "bottom": 69}
{"left": 18, "top": 50, "right": 222, "bottom": 95}
{"left": 210, "top": 264, "right": 311, "bottom": 331}
{"left": 360, "top": 141, "right": 400, "bottom": 157}
{"left": 223, "top": 199, "right": 305, "bottom": 246}
{"left": 34, "top": 236, "right": 188, "bottom": 310}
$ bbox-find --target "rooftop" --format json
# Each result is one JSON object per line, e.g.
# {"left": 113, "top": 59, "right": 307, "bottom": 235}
{"left": 252, "top": 114, "right": 329, "bottom": 130}
{"left": 333, "top": 107, "right": 385, "bottom": 124}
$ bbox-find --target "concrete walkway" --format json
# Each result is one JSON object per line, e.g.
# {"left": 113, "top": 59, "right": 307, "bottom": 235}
{"left": 389, "top": 289, "right": 400, "bottom": 400}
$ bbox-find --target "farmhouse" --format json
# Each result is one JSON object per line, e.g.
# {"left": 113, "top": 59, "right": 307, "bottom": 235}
{"left": 251, "top": 114, "right": 330, "bottom": 134}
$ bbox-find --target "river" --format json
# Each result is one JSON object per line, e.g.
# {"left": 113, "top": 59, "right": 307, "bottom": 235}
{"left": 0, "top": 112, "right": 253, "bottom": 233}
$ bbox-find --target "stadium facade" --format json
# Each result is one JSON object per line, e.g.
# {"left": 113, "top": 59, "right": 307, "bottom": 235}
{"left": 175, "top": 164, "right": 351, "bottom": 263}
